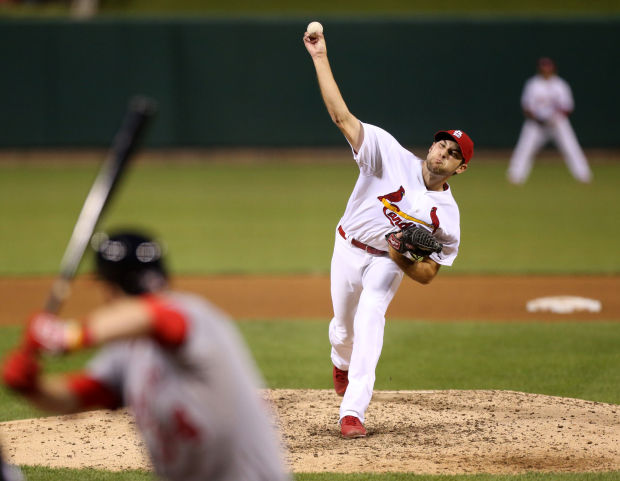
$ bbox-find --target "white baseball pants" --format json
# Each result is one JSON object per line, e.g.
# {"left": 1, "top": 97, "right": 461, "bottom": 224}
{"left": 329, "top": 234, "right": 403, "bottom": 423}
{"left": 507, "top": 117, "right": 592, "bottom": 184}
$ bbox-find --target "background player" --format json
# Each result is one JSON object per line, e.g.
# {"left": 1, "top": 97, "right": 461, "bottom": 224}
{"left": 507, "top": 57, "right": 592, "bottom": 184}
{"left": 2, "top": 231, "right": 291, "bottom": 481}
{"left": 303, "top": 25, "right": 473, "bottom": 438}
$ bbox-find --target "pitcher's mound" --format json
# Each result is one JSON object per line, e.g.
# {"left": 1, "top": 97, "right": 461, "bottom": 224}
{"left": 273, "top": 389, "right": 619, "bottom": 474}
{"left": 1, "top": 389, "right": 619, "bottom": 474}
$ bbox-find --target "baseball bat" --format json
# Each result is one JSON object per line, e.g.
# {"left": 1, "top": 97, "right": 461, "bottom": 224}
{"left": 44, "top": 96, "right": 157, "bottom": 314}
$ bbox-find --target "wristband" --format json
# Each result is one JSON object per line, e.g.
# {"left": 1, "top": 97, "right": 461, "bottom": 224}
{"left": 65, "top": 321, "right": 94, "bottom": 351}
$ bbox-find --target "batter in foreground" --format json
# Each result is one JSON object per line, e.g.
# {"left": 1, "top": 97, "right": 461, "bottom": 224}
{"left": 303, "top": 24, "right": 474, "bottom": 439}
{"left": 2, "top": 231, "right": 291, "bottom": 481}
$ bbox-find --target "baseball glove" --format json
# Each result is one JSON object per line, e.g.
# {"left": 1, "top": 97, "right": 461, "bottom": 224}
{"left": 385, "top": 225, "right": 443, "bottom": 258}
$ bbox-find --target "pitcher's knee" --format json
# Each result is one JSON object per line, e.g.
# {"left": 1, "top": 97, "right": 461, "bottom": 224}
{"left": 329, "top": 318, "right": 354, "bottom": 347}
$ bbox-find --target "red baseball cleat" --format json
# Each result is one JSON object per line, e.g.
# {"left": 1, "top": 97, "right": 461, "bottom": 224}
{"left": 332, "top": 365, "right": 349, "bottom": 396}
{"left": 340, "top": 415, "right": 366, "bottom": 439}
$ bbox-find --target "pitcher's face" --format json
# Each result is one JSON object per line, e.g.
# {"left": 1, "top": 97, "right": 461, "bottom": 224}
{"left": 425, "top": 139, "right": 467, "bottom": 176}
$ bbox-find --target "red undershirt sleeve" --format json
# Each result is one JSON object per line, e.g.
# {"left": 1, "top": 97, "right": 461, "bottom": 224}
{"left": 66, "top": 372, "right": 122, "bottom": 410}
{"left": 142, "top": 295, "right": 188, "bottom": 347}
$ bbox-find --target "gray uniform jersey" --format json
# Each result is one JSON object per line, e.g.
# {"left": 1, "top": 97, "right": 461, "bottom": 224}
{"left": 87, "top": 291, "right": 290, "bottom": 481}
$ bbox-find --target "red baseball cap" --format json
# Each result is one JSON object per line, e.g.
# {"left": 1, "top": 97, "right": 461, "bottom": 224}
{"left": 434, "top": 130, "right": 474, "bottom": 164}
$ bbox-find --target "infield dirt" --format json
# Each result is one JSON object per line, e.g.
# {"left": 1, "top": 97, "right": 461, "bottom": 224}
{"left": 1, "top": 274, "right": 619, "bottom": 324}
{"left": 0, "top": 274, "right": 619, "bottom": 474}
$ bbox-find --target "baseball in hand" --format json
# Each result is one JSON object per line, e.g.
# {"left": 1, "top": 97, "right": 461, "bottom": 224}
{"left": 307, "top": 21, "right": 323, "bottom": 37}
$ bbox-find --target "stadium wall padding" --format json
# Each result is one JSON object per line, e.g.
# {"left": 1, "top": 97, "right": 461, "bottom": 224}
{"left": 1, "top": 17, "right": 618, "bottom": 148}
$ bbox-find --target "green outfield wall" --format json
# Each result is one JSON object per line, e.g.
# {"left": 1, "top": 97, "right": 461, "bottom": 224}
{"left": 1, "top": 17, "right": 618, "bottom": 148}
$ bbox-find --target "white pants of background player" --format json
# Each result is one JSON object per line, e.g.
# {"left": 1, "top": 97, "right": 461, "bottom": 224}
{"left": 329, "top": 234, "right": 403, "bottom": 423}
{"left": 507, "top": 117, "right": 592, "bottom": 184}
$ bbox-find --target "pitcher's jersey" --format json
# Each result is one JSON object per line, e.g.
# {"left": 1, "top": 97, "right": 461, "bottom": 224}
{"left": 521, "top": 74, "right": 574, "bottom": 122}
{"left": 86, "top": 292, "right": 291, "bottom": 481}
{"left": 339, "top": 122, "right": 461, "bottom": 266}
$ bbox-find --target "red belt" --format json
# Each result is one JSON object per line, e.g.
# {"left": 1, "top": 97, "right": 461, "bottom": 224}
{"left": 338, "top": 225, "right": 387, "bottom": 256}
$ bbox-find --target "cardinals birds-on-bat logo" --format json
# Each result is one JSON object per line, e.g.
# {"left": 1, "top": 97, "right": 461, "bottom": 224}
{"left": 377, "top": 185, "right": 405, "bottom": 203}
{"left": 377, "top": 186, "right": 440, "bottom": 234}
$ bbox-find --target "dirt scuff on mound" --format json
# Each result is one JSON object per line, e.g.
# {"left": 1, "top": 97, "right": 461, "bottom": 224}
{"left": 1, "top": 389, "right": 618, "bottom": 474}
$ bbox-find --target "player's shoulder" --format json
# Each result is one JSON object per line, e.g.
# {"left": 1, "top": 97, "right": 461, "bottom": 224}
{"left": 363, "top": 122, "right": 418, "bottom": 163}
{"left": 524, "top": 75, "right": 544, "bottom": 90}
{"left": 430, "top": 185, "right": 460, "bottom": 212}
{"left": 157, "top": 292, "right": 236, "bottom": 351}
{"left": 147, "top": 291, "right": 232, "bottom": 336}
{"left": 361, "top": 121, "right": 390, "bottom": 137}
{"left": 361, "top": 122, "right": 408, "bottom": 149}
{"left": 553, "top": 75, "right": 571, "bottom": 88}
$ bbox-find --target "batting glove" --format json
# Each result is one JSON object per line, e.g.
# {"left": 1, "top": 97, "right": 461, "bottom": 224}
{"left": 2, "top": 348, "right": 40, "bottom": 394}
{"left": 24, "top": 312, "right": 92, "bottom": 354}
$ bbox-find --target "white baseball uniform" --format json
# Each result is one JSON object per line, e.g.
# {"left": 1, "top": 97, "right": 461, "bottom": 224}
{"left": 507, "top": 73, "right": 592, "bottom": 184}
{"left": 85, "top": 292, "right": 291, "bottom": 481}
{"left": 330, "top": 122, "right": 461, "bottom": 423}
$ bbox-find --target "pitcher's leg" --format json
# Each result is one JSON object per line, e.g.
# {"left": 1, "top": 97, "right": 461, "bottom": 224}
{"left": 329, "top": 238, "right": 363, "bottom": 370}
{"left": 507, "top": 120, "right": 546, "bottom": 184}
{"left": 340, "top": 259, "right": 403, "bottom": 423}
{"left": 552, "top": 117, "right": 592, "bottom": 183}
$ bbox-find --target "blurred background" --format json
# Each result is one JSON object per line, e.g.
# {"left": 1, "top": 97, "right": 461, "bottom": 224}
{"left": 1, "top": 2, "right": 619, "bottom": 148}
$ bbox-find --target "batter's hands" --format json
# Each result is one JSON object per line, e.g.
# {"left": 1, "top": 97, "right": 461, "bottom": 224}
{"left": 303, "top": 30, "right": 326, "bottom": 58}
{"left": 2, "top": 348, "right": 40, "bottom": 394}
{"left": 24, "top": 311, "right": 91, "bottom": 354}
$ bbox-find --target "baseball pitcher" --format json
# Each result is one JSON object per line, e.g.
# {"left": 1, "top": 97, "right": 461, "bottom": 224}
{"left": 2, "top": 231, "right": 291, "bottom": 481}
{"left": 303, "top": 24, "right": 474, "bottom": 438}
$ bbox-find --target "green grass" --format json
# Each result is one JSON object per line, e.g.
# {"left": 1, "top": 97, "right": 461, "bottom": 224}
{"left": 240, "top": 320, "right": 620, "bottom": 404}
{"left": 101, "top": 0, "right": 620, "bottom": 16}
{"left": 456, "top": 161, "right": 620, "bottom": 274}
{"left": 20, "top": 466, "right": 151, "bottom": 481}
{"left": 2, "top": 0, "right": 619, "bottom": 16}
{"left": 15, "top": 467, "right": 620, "bottom": 481}
{"left": 1, "top": 157, "right": 619, "bottom": 276}
{"left": 0, "top": 159, "right": 354, "bottom": 275}
{"left": 2, "top": 320, "right": 618, "bottom": 422}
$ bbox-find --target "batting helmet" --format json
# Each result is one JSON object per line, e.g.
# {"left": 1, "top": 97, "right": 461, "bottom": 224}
{"left": 93, "top": 231, "right": 168, "bottom": 295}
